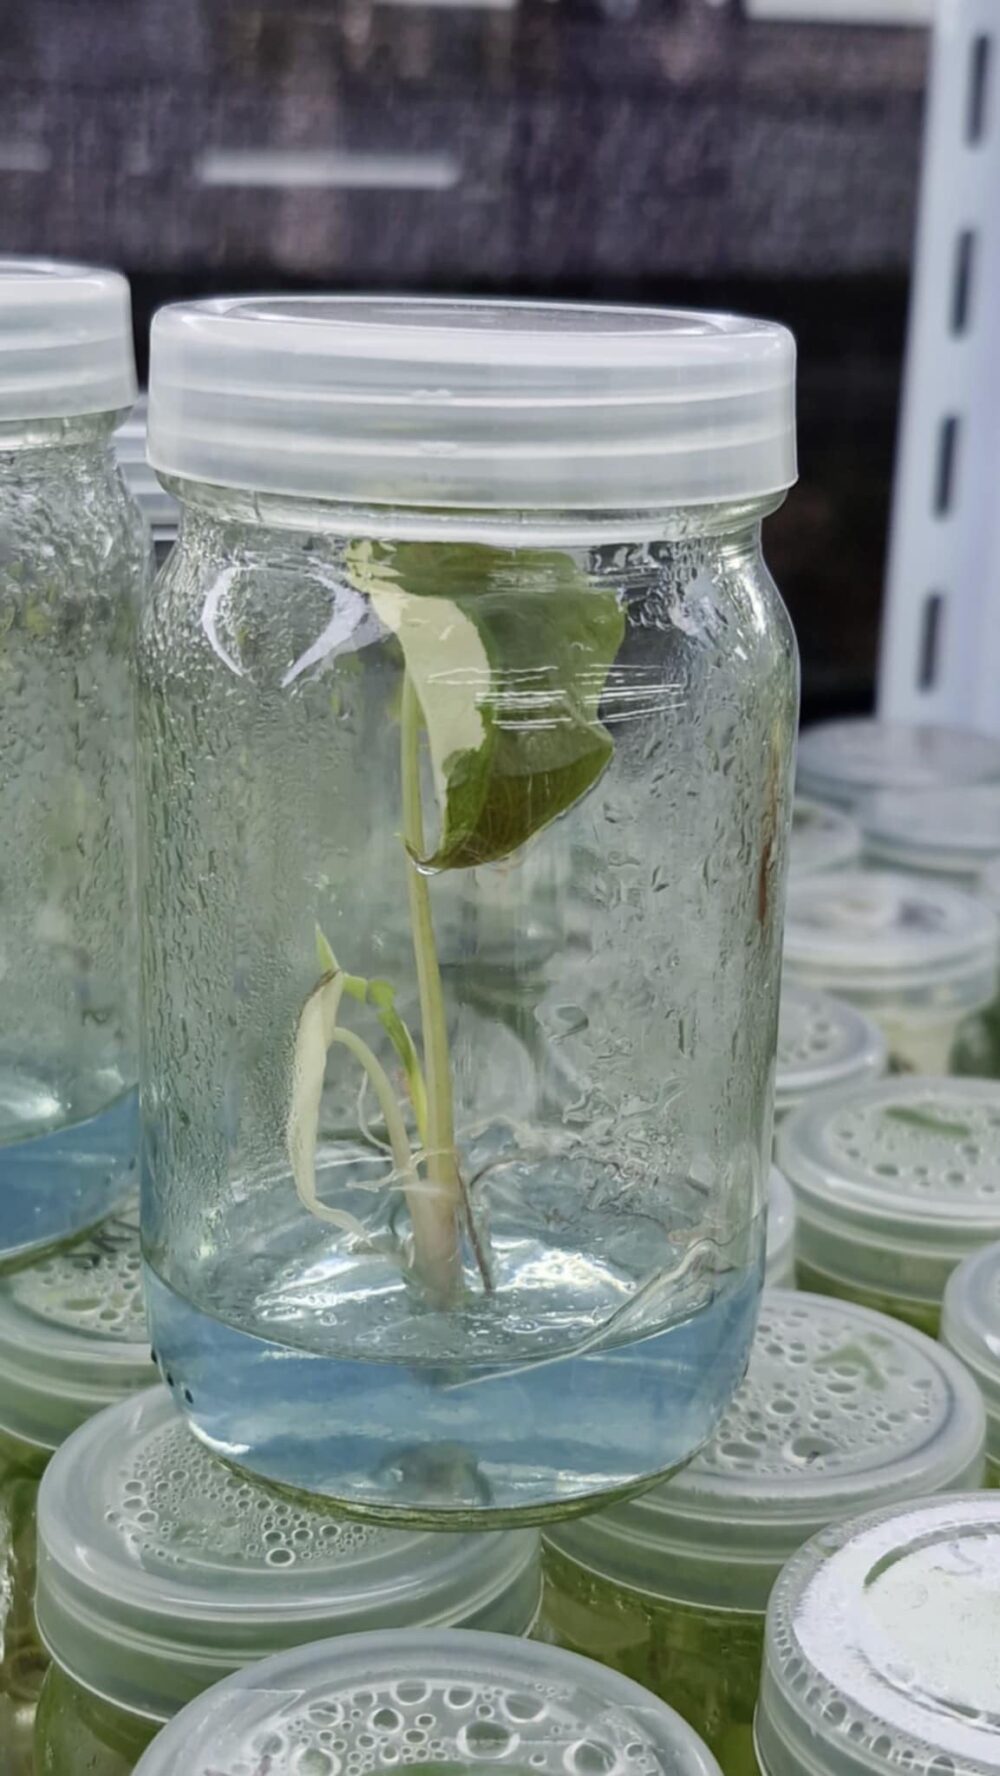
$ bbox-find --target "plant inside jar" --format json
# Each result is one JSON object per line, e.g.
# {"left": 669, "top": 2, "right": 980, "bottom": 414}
{"left": 286, "top": 542, "right": 625, "bottom": 1306}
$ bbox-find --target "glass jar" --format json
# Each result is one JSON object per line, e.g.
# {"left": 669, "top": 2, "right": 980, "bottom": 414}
{"left": 129, "top": 1628, "right": 723, "bottom": 1776}
{"left": 942, "top": 1241, "right": 1000, "bottom": 1484}
{"left": 756, "top": 1495, "right": 1000, "bottom": 1776}
{"left": 778, "top": 1076, "right": 1000, "bottom": 1335}
{"left": 540, "top": 1289, "right": 984, "bottom": 1776}
{"left": 859, "top": 783, "right": 1000, "bottom": 888}
{"left": 139, "top": 297, "right": 799, "bottom": 1524}
{"left": 34, "top": 1387, "right": 540, "bottom": 1774}
{"left": 114, "top": 397, "right": 179, "bottom": 568}
{"left": 0, "top": 1208, "right": 152, "bottom": 1774}
{"left": 782, "top": 871, "right": 998, "bottom": 1075}
{"left": 775, "top": 986, "right": 887, "bottom": 1123}
{"left": 796, "top": 719, "right": 1000, "bottom": 810}
{"left": 787, "top": 799, "right": 860, "bottom": 880}
{"left": 0, "top": 260, "right": 148, "bottom": 1270}
{"left": 764, "top": 1168, "right": 796, "bottom": 1288}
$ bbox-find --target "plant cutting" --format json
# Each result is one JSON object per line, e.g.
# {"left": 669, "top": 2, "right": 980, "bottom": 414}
{"left": 286, "top": 541, "right": 625, "bottom": 1304}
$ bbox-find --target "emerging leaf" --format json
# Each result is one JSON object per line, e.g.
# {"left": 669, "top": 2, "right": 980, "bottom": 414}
{"left": 349, "top": 539, "right": 624, "bottom": 871}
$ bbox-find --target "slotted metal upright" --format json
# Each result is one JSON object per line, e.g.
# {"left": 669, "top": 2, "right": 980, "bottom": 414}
{"left": 880, "top": 0, "right": 1000, "bottom": 733}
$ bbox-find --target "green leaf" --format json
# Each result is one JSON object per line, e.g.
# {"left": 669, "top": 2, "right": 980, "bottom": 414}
{"left": 348, "top": 539, "right": 624, "bottom": 871}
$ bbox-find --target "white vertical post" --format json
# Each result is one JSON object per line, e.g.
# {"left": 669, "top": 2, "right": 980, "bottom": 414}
{"left": 880, "top": 0, "right": 1000, "bottom": 734}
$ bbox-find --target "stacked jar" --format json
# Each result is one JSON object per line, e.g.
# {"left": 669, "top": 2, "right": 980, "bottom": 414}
{"left": 540, "top": 1289, "right": 984, "bottom": 1775}
{"left": 0, "top": 259, "right": 147, "bottom": 1268}
{"left": 0, "top": 1211, "right": 152, "bottom": 1772}
{"left": 778, "top": 1075, "right": 1000, "bottom": 1333}
{"left": 775, "top": 986, "right": 886, "bottom": 1124}
{"left": 942, "top": 1241, "right": 1000, "bottom": 1484}
{"left": 756, "top": 1495, "right": 1000, "bottom": 1776}
{"left": 138, "top": 297, "right": 799, "bottom": 1524}
{"left": 33, "top": 1388, "right": 542, "bottom": 1774}
{"left": 796, "top": 718, "right": 1000, "bottom": 809}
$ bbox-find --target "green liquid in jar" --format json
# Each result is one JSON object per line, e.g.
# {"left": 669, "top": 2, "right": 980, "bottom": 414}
{"left": 541, "top": 1544, "right": 762, "bottom": 1776}
{"left": 0, "top": 1426, "right": 50, "bottom": 1775}
{"left": 34, "top": 1664, "right": 159, "bottom": 1775}
{"left": 795, "top": 1262, "right": 941, "bottom": 1338}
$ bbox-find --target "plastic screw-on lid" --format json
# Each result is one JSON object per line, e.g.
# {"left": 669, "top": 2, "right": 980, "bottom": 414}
{"left": 756, "top": 1494, "right": 1000, "bottom": 1776}
{"left": 114, "top": 397, "right": 179, "bottom": 535}
{"left": 782, "top": 869, "right": 998, "bottom": 1000}
{"left": 860, "top": 783, "right": 1000, "bottom": 878}
{"left": 36, "top": 1388, "right": 542, "bottom": 1723}
{"left": 147, "top": 297, "right": 797, "bottom": 511}
{"left": 765, "top": 1167, "right": 797, "bottom": 1287}
{"left": 543, "top": 1290, "right": 984, "bottom": 1612}
{"left": 797, "top": 720, "right": 1000, "bottom": 808}
{"left": 0, "top": 1205, "right": 151, "bottom": 1451}
{"left": 788, "top": 798, "right": 861, "bottom": 879}
{"left": 0, "top": 258, "right": 136, "bottom": 422}
{"left": 942, "top": 1241, "right": 1000, "bottom": 1469}
{"left": 776, "top": 985, "right": 888, "bottom": 1116}
{"left": 131, "top": 1627, "right": 723, "bottom": 1776}
{"left": 778, "top": 1077, "right": 1000, "bottom": 1309}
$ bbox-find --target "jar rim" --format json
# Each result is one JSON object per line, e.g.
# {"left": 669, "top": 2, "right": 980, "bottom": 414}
{"left": 148, "top": 295, "right": 797, "bottom": 512}
{"left": 0, "top": 258, "right": 136, "bottom": 422}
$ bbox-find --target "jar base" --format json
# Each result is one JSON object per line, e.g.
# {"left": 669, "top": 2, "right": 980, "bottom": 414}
{"left": 144, "top": 1258, "right": 761, "bottom": 1528}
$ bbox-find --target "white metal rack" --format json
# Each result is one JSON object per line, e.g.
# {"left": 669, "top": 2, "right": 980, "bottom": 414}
{"left": 880, "top": 0, "right": 1000, "bottom": 734}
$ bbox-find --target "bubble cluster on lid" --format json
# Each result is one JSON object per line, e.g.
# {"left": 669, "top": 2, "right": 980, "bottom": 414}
{"left": 108, "top": 1418, "right": 383, "bottom": 1574}
{"left": 686, "top": 1293, "right": 943, "bottom": 1485}
{"left": 227, "top": 1673, "right": 668, "bottom": 1776}
{"left": 822, "top": 1086, "right": 1000, "bottom": 1206}
{"left": 7, "top": 1209, "right": 146, "bottom": 1342}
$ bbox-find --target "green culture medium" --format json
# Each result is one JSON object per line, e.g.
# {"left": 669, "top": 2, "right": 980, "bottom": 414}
{"left": 34, "top": 1387, "right": 541, "bottom": 1774}
{"left": 540, "top": 1288, "right": 985, "bottom": 1776}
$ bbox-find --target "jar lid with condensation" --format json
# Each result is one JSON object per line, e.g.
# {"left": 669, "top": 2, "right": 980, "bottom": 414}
{"left": 543, "top": 1290, "right": 984, "bottom": 1613}
{"left": 114, "top": 397, "right": 179, "bottom": 536}
{"left": 797, "top": 720, "right": 1000, "bottom": 809}
{"left": 0, "top": 1205, "right": 152, "bottom": 1452}
{"left": 0, "top": 258, "right": 136, "bottom": 422}
{"left": 778, "top": 1077, "right": 1000, "bottom": 1309}
{"left": 776, "top": 985, "right": 887, "bottom": 1117}
{"left": 788, "top": 798, "right": 861, "bottom": 880}
{"left": 782, "top": 870, "right": 998, "bottom": 1001}
{"left": 765, "top": 1167, "right": 797, "bottom": 1287}
{"left": 860, "top": 783, "right": 1000, "bottom": 878}
{"left": 131, "top": 1627, "right": 723, "bottom": 1776}
{"left": 36, "top": 1388, "right": 542, "bottom": 1723}
{"left": 942, "top": 1241, "right": 1000, "bottom": 1469}
{"left": 756, "top": 1494, "right": 1000, "bottom": 1776}
{"left": 147, "top": 297, "right": 797, "bottom": 512}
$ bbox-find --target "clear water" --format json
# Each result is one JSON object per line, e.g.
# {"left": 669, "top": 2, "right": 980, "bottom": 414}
{"left": 145, "top": 1191, "right": 763, "bottom": 1526}
{"left": 0, "top": 1065, "right": 137, "bottom": 1267}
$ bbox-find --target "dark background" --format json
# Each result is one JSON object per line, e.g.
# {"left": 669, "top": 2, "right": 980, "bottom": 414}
{"left": 0, "top": 0, "right": 930, "bottom": 715}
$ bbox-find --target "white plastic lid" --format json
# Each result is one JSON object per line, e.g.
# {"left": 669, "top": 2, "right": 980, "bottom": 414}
{"left": 756, "top": 1494, "right": 1000, "bottom": 1776}
{"left": 131, "top": 1627, "right": 723, "bottom": 1776}
{"left": 782, "top": 869, "right": 998, "bottom": 999}
{"left": 765, "top": 1166, "right": 797, "bottom": 1286}
{"left": 114, "top": 396, "right": 179, "bottom": 535}
{"left": 778, "top": 1077, "right": 1000, "bottom": 1308}
{"left": 0, "top": 257, "right": 136, "bottom": 422}
{"left": 788, "top": 798, "right": 861, "bottom": 879}
{"left": 543, "top": 1290, "right": 984, "bottom": 1612}
{"left": 36, "top": 1388, "right": 542, "bottom": 1723}
{"left": 776, "top": 985, "right": 888, "bottom": 1116}
{"left": 942, "top": 1241, "right": 1000, "bottom": 1468}
{"left": 861, "top": 783, "right": 1000, "bottom": 877}
{"left": 147, "top": 297, "right": 797, "bottom": 511}
{"left": 0, "top": 1205, "right": 152, "bottom": 1451}
{"left": 797, "top": 720, "right": 1000, "bottom": 809}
